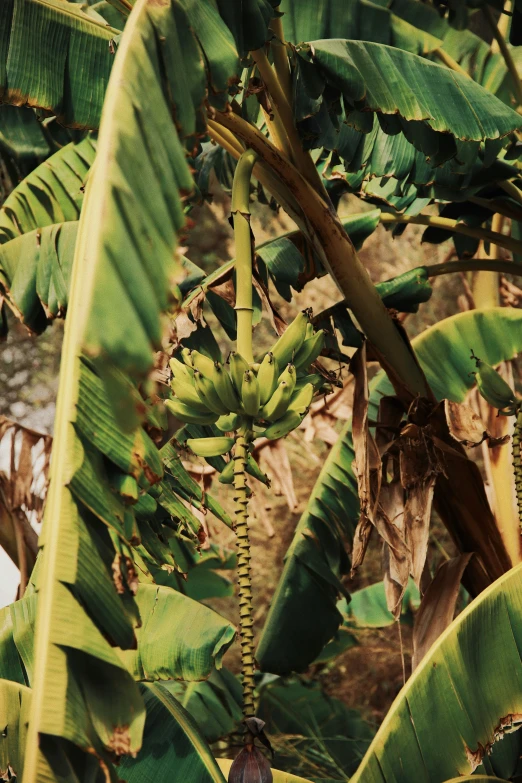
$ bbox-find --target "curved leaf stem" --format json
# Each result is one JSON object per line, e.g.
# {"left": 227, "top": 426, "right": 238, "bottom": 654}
{"left": 483, "top": 3, "right": 522, "bottom": 107}
{"left": 427, "top": 258, "right": 521, "bottom": 277}
{"left": 232, "top": 149, "right": 258, "bottom": 364}
{"left": 214, "top": 109, "right": 428, "bottom": 397}
{"left": 379, "top": 212, "right": 522, "bottom": 256}
{"left": 250, "top": 47, "right": 327, "bottom": 196}
{"left": 233, "top": 429, "right": 256, "bottom": 719}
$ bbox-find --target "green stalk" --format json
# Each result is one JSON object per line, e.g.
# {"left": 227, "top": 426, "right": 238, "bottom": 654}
{"left": 483, "top": 4, "right": 522, "bottom": 108}
{"left": 513, "top": 408, "right": 522, "bottom": 530}
{"left": 233, "top": 427, "right": 256, "bottom": 719}
{"left": 231, "top": 149, "right": 258, "bottom": 364}
{"left": 231, "top": 150, "right": 258, "bottom": 721}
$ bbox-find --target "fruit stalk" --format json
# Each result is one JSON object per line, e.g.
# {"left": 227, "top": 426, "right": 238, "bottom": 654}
{"left": 233, "top": 428, "right": 256, "bottom": 718}
{"left": 513, "top": 408, "right": 522, "bottom": 530}
{"left": 232, "top": 148, "right": 258, "bottom": 364}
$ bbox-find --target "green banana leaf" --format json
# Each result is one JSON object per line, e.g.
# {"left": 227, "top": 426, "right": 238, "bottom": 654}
{"left": 163, "top": 669, "right": 244, "bottom": 743}
{"left": 119, "top": 683, "right": 228, "bottom": 782}
{"left": 283, "top": 0, "right": 443, "bottom": 54}
{"left": 16, "top": 0, "right": 237, "bottom": 778}
{"left": 351, "top": 562, "right": 522, "bottom": 782}
{"left": 0, "top": 136, "right": 94, "bottom": 243}
{"left": 257, "top": 307, "right": 522, "bottom": 674}
{"left": 294, "top": 40, "right": 520, "bottom": 168}
{"left": 0, "top": 221, "right": 78, "bottom": 332}
{"left": 1, "top": 0, "right": 119, "bottom": 129}
{"left": 0, "top": 584, "right": 235, "bottom": 687}
{"left": 0, "top": 679, "right": 228, "bottom": 783}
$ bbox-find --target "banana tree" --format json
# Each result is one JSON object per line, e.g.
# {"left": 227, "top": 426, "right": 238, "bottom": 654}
{"left": 1, "top": 0, "right": 522, "bottom": 782}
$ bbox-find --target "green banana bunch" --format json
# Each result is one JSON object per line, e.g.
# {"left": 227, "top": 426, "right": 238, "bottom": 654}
{"left": 168, "top": 312, "right": 329, "bottom": 459}
{"left": 471, "top": 352, "right": 518, "bottom": 414}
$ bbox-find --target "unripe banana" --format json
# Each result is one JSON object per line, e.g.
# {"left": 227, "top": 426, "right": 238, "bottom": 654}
{"left": 216, "top": 412, "right": 240, "bottom": 432}
{"left": 278, "top": 363, "right": 297, "bottom": 395}
{"left": 170, "top": 356, "right": 194, "bottom": 382}
{"left": 170, "top": 375, "right": 210, "bottom": 413}
{"left": 218, "top": 458, "right": 236, "bottom": 484}
{"left": 242, "top": 370, "right": 261, "bottom": 416}
{"left": 257, "top": 352, "right": 279, "bottom": 405}
{"left": 165, "top": 398, "right": 218, "bottom": 425}
{"left": 472, "top": 353, "right": 517, "bottom": 411}
{"left": 187, "top": 436, "right": 235, "bottom": 457}
{"left": 213, "top": 362, "right": 240, "bottom": 412}
{"left": 305, "top": 321, "right": 314, "bottom": 340}
{"left": 229, "top": 352, "right": 250, "bottom": 394}
{"left": 190, "top": 349, "right": 216, "bottom": 377}
{"left": 193, "top": 370, "right": 229, "bottom": 415}
{"left": 181, "top": 347, "right": 194, "bottom": 367}
{"left": 264, "top": 410, "right": 303, "bottom": 439}
{"left": 294, "top": 330, "right": 326, "bottom": 372}
{"left": 288, "top": 382, "right": 314, "bottom": 414}
{"left": 259, "top": 380, "right": 293, "bottom": 422}
{"left": 271, "top": 310, "right": 309, "bottom": 368}
{"left": 245, "top": 453, "right": 270, "bottom": 486}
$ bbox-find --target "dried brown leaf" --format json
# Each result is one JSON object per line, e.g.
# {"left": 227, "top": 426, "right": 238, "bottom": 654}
{"left": 412, "top": 553, "right": 473, "bottom": 670}
{"left": 444, "top": 399, "right": 488, "bottom": 446}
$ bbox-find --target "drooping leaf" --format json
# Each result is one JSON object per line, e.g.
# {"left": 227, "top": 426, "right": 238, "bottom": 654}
{"left": 351, "top": 563, "right": 522, "bottom": 782}
{"left": 257, "top": 307, "right": 522, "bottom": 674}
{"left": 0, "top": 583, "right": 234, "bottom": 687}
{"left": 295, "top": 40, "right": 520, "bottom": 167}
{"left": 0, "top": 0, "right": 119, "bottom": 129}
{"left": 0, "top": 221, "right": 78, "bottom": 332}
{"left": 163, "top": 669, "right": 244, "bottom": 743}
{"left": 17, "top": 0, "right": 241, "bottom": 778}
{"left": 119, "top": 683, "right": 227, "bottom": 783}
{"left": 0, "top": 135, "right": 94, "bottom": 244}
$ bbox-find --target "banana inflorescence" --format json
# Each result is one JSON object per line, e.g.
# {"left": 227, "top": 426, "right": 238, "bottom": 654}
{"left": 167, "top": 309, "right": 329, "bottom": 478}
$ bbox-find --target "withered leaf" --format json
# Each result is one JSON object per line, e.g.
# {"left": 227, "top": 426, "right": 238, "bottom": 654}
{"left": 350, "top": 343, "right": 382, "bottom": 573}
{"left": 412, "top": 553, "right": 473, "bottom": 670}
{"left": 444, "top": 399, "right": 488, "bottom": 446}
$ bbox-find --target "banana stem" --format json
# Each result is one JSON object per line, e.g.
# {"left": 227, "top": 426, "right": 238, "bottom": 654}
{"left": 269, "top": 12, "right": 293, "bottom": 105}
{"left": 232, "top": 149, "right": 258, "bottom": 364}
{"left": 513, "top": 408, "right": 522, "bottom": 531}
{"left": 233, "top": 429, "right": 256, "bottom": 719}
{"left": 250, "top": 47, "right": 326, "bottom": 196}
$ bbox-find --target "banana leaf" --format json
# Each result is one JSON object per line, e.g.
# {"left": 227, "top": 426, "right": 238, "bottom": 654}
{"left": 0, "top": 221, "right": 78, "bottom": 332}
{"left": 0, "top": 584, "right": 235, "bottom": 687}
{"left": 163, "top": 669, "right": 244, "bottom": 743}
{"left": 257, "top": 307, "right": 522, "bottom": 674}
{"left": 119, "top": 683, "right": 228, "bottom": 782}
{"left": 294, "top": 40, "right": 520, "bottom": 169}
{"left": 282, "top": 0, "right": 443, "bottom": 54}
{"left": 351, "top": 562, "right": 522, "bottom": 782}
{"left": 0, "top": 0, "right": 119, "bottom": 129}
{"left": 15, "top": 0, "right": 240, "bottom": 778}
{"left": 0, "top": 135, "right": 94, "bottom": 243}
